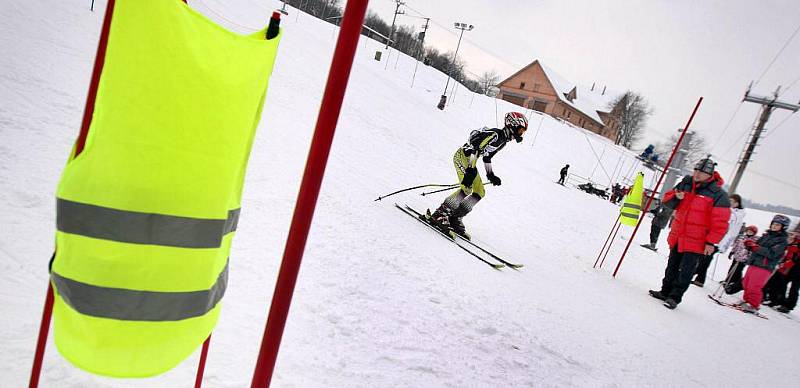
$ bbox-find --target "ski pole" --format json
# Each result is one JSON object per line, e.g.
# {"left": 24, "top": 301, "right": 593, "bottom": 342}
{"left": 374, "top": 183, "right": 459, "bottom": 201}
{"left": 420, "top": 184, "right": 461, "bottom": 196}
{"left": 710, "top": 260, "right": 740, "bottom": 300}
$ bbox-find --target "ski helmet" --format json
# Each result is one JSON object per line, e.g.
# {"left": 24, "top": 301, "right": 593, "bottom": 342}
{"left": 504, "top": 112, "right": 528, "bottom": 143}
{"left": 693, "top": 157, "right": 716, "bottom": 175}
{"left": 745, "top": 225, "right": 758, "bottom": 235}
{"left": 771, "top": 214, "right": 791, "bottom": 230}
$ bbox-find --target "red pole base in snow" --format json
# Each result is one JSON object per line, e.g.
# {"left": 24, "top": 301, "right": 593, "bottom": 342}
{"left": 612, "top": 97, "right": 703, "bottom": 278}
{"left": 598, "top": 221, "right": 622, "bottom": 269}
{"left": 250, "top": 1, "right": 370, "bottom": 387}
{"left": 593, "top": 215, "right": 621, "bottom": 268}
{"left": 29, "top": 283, "right": 54, "bottom": 388}
{"left": 194, "top": 336, "right": 211, "bottom": 388}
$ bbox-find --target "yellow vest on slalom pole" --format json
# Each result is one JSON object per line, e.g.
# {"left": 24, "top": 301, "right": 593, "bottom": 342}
{"left": 619, "top": 172, "right": 644, "bottom": 226}
{"left": 50, "top": 0, "right": 281, "bottom": 377}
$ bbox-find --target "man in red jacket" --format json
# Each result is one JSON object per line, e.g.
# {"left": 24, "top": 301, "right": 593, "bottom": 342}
{"left": 649, "top": 158, "right": 731, "bottom": 309}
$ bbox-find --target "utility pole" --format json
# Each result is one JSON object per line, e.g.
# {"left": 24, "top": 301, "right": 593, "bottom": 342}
{"left": 410, "top": 17, "right": 430, "bottom": 88}
{"left": 728, "top": 84, "right": 800, "bottom": 193}
{"left": 437, "top": 22, "right": 474, "bottom": 110}
{"left": 385, "top": 0, "right": 405, "bottom": 50}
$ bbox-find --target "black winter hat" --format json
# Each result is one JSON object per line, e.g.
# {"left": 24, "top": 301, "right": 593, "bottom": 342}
{"left": 694, "top": 158, "right": 716, "bottom": 174}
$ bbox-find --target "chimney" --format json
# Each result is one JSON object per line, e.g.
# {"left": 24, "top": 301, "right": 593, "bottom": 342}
{"left": 602, "top": 86, "right": 606, "bottom": 95}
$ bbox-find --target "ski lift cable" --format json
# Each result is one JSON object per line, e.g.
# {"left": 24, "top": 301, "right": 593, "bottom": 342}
{"left": 193, "top": 0, "right": 263, "bottom": 32}
{"left": 582, "top": 134, "right": 612, "bottom": 183}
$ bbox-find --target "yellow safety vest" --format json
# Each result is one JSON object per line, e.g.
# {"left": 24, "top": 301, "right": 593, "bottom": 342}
{"left": 619, "top": 172, "right": 644, "bottom": 226}
{"left": 51, "top": 0, "right": 281, "bottom": 377}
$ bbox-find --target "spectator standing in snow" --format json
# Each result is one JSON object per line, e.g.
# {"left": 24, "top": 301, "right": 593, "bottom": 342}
{"left": 558, "top": 164, "right": 569, "bottom": 185}
{"left": 764, "top": 232, "right": 799, "bottom": 313}
{"left": 648, "top": 158, "right": 731, "bottom": 310}
{"left": 737, "top": 214, "right": 790, "bottom": 314}
{"left": 692, "top": 194, "right": 746, "bottom": 287}
{"left": 723, "top": 225, "right": 758, "bottom": 294}
{"left": 640, "top": 205, "right": 673, "bottom": 251}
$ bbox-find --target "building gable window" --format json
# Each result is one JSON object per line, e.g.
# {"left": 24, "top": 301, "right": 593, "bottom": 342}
{"left": 533, "top": 83, "right": 541, "bottom": 91}
{"left": 520, "top": 82, "right": 526, "bottom": 89}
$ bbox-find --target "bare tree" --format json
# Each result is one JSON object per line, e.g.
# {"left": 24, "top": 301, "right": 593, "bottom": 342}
{"left": 478, "top": 70, "right": 500, "bottom": 95}
{"left": 654, "top": 132, "right": 709, "bottom": 167}
{"left": 608, "top": 91, "right": 653, "bottom": 149}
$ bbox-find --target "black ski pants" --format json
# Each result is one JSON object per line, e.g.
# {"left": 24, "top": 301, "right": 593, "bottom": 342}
{"left": 724, "top": 260, "right": 746, "bottom": 294}
{"left": 693, "top": 254, "right": 715, "bottom": 284}
{"left": 649, "top": 224, "right": 662, "bottom": 246}
{"left": 660, "top": 248, "right": 702, "bottom": 304}
{"left": 558, "top": 173, "right": 566, "bottom": 185}
{"left": 766, "top": 271, "right": 800, "bottom": 310}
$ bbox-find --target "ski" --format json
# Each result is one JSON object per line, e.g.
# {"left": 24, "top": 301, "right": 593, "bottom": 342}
{"left": 402, "top": 205, "right": 523, "bottom": 269}
{"left": 394, "top": 204, "right": 504, "bottom": 270}
{"left": 454, "top": 233, "right": 523, "bottom": 269}
{"left": 708, "top": 296, "right": 768, "bottom": 319}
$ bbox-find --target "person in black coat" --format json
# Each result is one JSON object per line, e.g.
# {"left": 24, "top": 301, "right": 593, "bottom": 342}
{"left": 558, "top": 164, "right": 569, "bottom": 185}
{"left": 641, "top": 205, "right": 673, "bottom": 250}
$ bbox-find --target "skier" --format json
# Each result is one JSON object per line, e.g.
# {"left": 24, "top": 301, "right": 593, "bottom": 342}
{"left": 764, "top": 232, "right": 799, "bottom": 312}
{"left": 692, "top": 193, "right": 746, "bottom": 287}
{"left": 640, "top": 204, "right": 673, "bottom": 251}
{"left": 723, "top": 225, "right": 758, "bottom": 294}
{"left": 424, "top": 112, "right": 528, "bottom": 239}
{"left": 558, "top": 164, "right": 570, "bottom": 185}
{"left": 648, "top": 157, "right": 731, "bottom": 309}
{"left": 737, "top": 214, "right": 790, "bottom": 314}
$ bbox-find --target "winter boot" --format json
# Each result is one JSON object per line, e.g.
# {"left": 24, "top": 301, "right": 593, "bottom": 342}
{"left": 663, "top": 298, "right": 678, "bottom": 309}
{"left": 740, "top": 303, "right": 759, "bottom": 314}
{"left": 777, "top": 306, "right": 792, "bottom": 314}
{"left": 649, "top": 290, "right": 666, "bottom": 301}
{"left": 447, "top": 193, "right": 480, "bottom": 240}
{"left": 691, "top": 280, "right": 704, "bottom": 287}
{"left": 448, "top": 210, "right": 470, "bottom": 240}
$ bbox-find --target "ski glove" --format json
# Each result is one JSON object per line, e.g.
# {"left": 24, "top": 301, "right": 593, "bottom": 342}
{"left": 487, "top": 172, "right": 501, "bottom": 186}
{"left": 461, "top": 167, "right": 478, "bottom": 187}
{"left": 744, "top": 240, "right": 759, "bottom": 251}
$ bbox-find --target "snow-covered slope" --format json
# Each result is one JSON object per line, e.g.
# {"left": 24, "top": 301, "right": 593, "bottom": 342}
{"left": 1, "top": 1, "right": 798, "bottom": 387}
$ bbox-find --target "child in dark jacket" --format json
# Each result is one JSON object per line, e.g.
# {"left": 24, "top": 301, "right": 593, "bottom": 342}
{"left": 739, "top": 215, "right": 791, "bottom": 313}
{"left": 765, "top": 233, "right": 800, "bottom": 312}
{"left": 723, "top": 225, "right": 758, "bottom": 294}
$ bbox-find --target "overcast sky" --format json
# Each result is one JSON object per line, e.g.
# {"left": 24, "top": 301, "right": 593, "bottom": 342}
{"left": 365, "top": 0, "right": 800, "bottom": 208}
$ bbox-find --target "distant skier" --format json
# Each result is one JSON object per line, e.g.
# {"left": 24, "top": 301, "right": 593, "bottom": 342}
{"left": 424, "top": 112, "right": 528, "bottom": 240}
{"left": 640, "top": 204, "right": 673, "bottom": 251}
{"left": 558, "top": 164, "right": 569, "bottom": 185}
{"left": 648, "top": 158, "right": 731, "bottom": 310}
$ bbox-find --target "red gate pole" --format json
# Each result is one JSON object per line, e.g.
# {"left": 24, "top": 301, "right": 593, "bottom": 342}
{"left": 194, "top": 336, "right": 211, "bottom": 388}
{"left": 28, "top": 284, "right": 54, "bottom": 388}
{"left": 593, "top": 215, "right": 620, "bottom": 268}
{"left": 250, "top": 1, "right": 369, "bottom": 387}
{"left": 598, "top": 221, "right": 623, "bottom": 269}
{"left": 612, "top": 97, "right": 703, "bottom": 278}
{"left": 29, "top": 2, "right": 116, "bottom": 387}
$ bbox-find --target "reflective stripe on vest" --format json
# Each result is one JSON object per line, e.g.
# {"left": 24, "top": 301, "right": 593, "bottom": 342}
{"left": 57, "top": 198, "right": 239, "bottom": 248}
{"left": 52, "top": 261, "right": 228, "bottom": 321}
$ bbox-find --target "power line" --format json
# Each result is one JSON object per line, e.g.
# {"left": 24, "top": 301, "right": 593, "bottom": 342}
{"left": 753, "top": 20, "right": 800, "bottom": 87}
{"left": 709, "top": 101, "right": 743, "bottom": 152}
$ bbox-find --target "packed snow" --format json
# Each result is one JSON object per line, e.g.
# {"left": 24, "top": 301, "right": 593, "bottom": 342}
{"left": 1, "top": 1, "right": 798, "bottom": 387}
